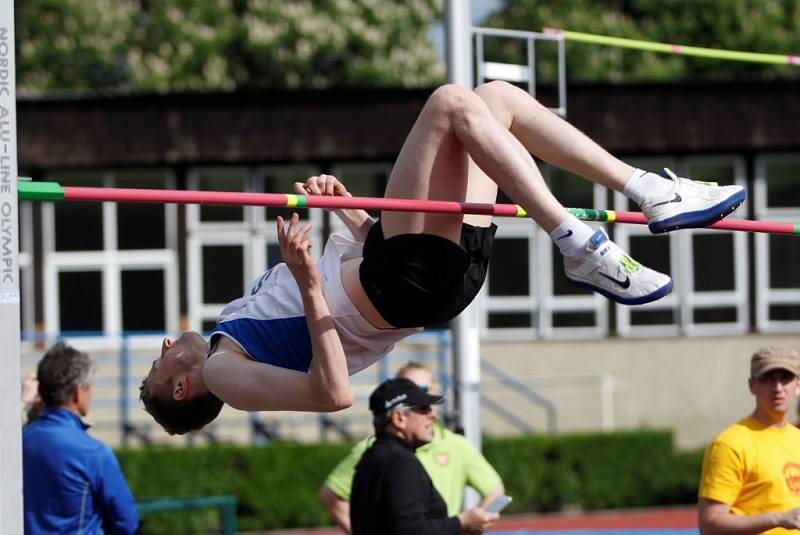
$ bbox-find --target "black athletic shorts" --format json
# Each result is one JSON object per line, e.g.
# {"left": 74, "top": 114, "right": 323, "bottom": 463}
{"left": 359, "top": 220, "right": 497, "bottom": 328}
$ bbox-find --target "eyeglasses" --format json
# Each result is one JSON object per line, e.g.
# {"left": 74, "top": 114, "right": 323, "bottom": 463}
{"left": 409, "top": 405, "right": 433, "bottom": 414}
{"left": 417, "top": 381, "right": 438, "bottom": 394}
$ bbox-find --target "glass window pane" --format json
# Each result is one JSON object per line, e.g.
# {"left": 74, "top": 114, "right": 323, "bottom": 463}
{"left": 686, "top": 161, "right": 737, "bottom": 185}
{"left": 202, "top": 245, "right": 244, "bottom": 302}
{"left": 267, "top": 243, "right": 282, "bottom": 269}
{"left": 693, "top": 308, "right": 737, "bottom": 324}
{"left": 553, "top": 312, "right": 595, "bottom": 328}
{"left": 552, "top": 243, "right": 577, "bottom": 296}
{"left": 197, "top": 172, "right": 246, "bottom": 222}
{"left": 630, "top": 309, "right": 676, "bottom": 326}
{"left": 489, "top": 238, "right": 529, "bottom": 296}
{"left": 53, "top": 173, "right": 103, "bottom": 251}
{"left": 628, "top": 235, "right": 671, "bottom": 274}
{"left": 330, "top": 164, "right": 389, "bottom": 219}
{"left": 546, "top": 167, "right": 595, "bottom": 210}
{"left": 769, "top": 305, "right": 800, "bottom": 321}
{"left": 693, "top": 234, "right": 734, "bottom": 291}
{"left": 769, "top": 235, "right": 800, "bottom": 289}
{"left": 116, "top": 171, "right": 169, "bottom": 250}
{"left": 59, "top": 271, "right": 102, "bottom": 332}
{"left": 765, "top": 160, "right": 800, "bottom": 208}
{"left": 122, "top": 270, "right": 165, "bottom": 332}
{"left": 118, "top": 203, "right": 166, "bottom": 249}
{"left": 488, "top": 312, "right": 531, "bottom": 328}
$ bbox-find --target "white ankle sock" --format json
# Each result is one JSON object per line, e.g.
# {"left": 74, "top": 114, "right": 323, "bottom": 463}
{"left": 550, "top": 215, "right": 596, "bottom": 259}
{"left": 622, "top": 168, "right": 674, "bottom": 205}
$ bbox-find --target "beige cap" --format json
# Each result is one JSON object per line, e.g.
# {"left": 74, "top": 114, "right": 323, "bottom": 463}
{"left": 750, "top": 346, "right": 800, "bottom": 378}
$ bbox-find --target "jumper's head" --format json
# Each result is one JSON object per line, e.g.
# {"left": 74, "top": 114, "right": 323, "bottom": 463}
{"left": 140, "top": 331, "right": 223, "bottom": 435}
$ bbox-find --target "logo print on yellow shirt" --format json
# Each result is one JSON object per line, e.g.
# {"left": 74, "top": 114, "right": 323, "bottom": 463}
{"left": 435, "top": 452, "right": 449, "bottom": 466}
{"left": 783, "top": 462, "right": 800, "bottom": 494}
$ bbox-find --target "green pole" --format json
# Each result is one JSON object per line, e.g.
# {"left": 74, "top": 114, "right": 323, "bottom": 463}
{"left": 17, "top": 180, "right": 65, "bottom": 201}
{"left": 546, "top": 28, "right": 800, "bottom": 66}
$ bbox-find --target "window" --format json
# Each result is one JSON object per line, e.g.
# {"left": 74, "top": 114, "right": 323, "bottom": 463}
{"left": 41, "top": 170, "right": 178, "bottom": 338}
{"left": 483, "top": 166, "right": 608, "bottom": 340}
{"left": 755, "top": 155, "right": 800, "bottom": 332}
{"left": 186, "top": 165, "right": 322, "bottom": 331}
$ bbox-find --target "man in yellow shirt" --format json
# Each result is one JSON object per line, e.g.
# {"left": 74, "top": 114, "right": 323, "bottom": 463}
{"left": 698, "top": 346, "right": 800, "bottom": 534}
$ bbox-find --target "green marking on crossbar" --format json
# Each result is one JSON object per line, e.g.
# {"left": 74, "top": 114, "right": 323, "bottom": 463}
{"left": 17, "top": 181, "right": 65, "bottom": 201}
{"left": 568, "top": 207, "right": 608, "bottom": 222}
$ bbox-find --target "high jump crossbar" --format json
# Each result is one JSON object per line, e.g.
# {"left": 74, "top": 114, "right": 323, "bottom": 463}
{"left": 17, "top": 180, "right": 800, "bottom": 236}
{"left": 544, "top": 28, "right": 800, "bottom": 66}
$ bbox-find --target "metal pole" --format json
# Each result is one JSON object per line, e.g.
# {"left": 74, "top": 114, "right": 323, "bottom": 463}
{"left": 0, "top": 0, "right": 22, "bottom": 529}
{"left": 445, "top": 0, "right": 482, "bottom": 460}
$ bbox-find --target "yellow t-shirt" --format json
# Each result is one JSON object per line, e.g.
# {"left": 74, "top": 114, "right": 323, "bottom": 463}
{"left": 699, "top": 416, "right": 800, "bottom": 534}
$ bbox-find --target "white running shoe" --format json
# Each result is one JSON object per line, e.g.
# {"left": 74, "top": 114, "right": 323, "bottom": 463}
{"left": 564, "top": 228, "right": 672, "bottom": 305}
{"left": 641, "top": 168, "right": 746, "bottom": 234}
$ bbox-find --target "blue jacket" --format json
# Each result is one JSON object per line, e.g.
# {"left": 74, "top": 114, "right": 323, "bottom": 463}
{"left": 23, "top": 407, "right": 139, "bottom": 535}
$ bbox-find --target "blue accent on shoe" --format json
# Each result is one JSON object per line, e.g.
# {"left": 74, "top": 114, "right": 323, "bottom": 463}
{"left": 648, "top": 188, "right": 746, "bottom": 234}
{"left": 567, "top": 277, "right": 673, "bottom": 305}
{"left": 589, "top": 228, "right": 608, "bottom": 248}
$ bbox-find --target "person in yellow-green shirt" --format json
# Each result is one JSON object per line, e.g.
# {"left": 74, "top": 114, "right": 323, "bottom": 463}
{"left": 319, "top": 362, "right": 504, "bottom": 534}
{"left": 698, "top": 346, "right": 800, "bottom": 534}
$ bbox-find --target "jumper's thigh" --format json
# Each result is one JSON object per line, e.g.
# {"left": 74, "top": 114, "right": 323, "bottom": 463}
{"left": 381, "top": 85, "right": 474, "bottom": 244}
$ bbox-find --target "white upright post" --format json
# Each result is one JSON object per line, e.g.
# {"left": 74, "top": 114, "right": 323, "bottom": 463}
{"left": 0, "top": 0, "right": 22, "bottom": 531}
{"left": 445, "top": 0, "right": 482, "bottom": 451}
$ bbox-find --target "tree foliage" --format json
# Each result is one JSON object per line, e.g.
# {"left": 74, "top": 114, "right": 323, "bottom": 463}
{"left": 485, "top": 0, "right": 800, "bottom": 83}
{"left": 16, "top": 0, "right": 444, "bottom": 93}
{"left": 16, "top": 0, "right": 800, "bottom": 93}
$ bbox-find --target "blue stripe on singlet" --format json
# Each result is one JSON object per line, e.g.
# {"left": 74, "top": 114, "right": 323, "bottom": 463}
{"left": 212, "top": 316, "right": 313, "bottom": 372}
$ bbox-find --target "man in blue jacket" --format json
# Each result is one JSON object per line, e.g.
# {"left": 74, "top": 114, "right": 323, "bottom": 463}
{"left": 23, "top": 342, "right": 139, "bottom": 535}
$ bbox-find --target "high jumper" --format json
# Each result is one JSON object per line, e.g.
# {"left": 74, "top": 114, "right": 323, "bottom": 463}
{"left": 140, "top": 81, "right": 745, "bottom": 434}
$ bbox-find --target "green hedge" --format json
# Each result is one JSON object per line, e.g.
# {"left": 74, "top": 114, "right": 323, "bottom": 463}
{"left": 117, "top": 430, "right": 705, "bottom": 534}
{"left": 482, "top": 430, "right": 704, "bottom": 514}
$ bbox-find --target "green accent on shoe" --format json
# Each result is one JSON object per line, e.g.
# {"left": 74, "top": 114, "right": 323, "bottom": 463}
{"left": 619, "top": 254, "right": 641, "bottom": 274}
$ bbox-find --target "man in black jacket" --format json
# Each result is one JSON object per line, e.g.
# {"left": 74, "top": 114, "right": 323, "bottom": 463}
{"left": 350, "top": 378, "right": 498, "bottom": 534}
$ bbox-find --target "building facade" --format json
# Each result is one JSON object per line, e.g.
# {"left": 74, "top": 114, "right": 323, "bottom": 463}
{"left": 17, "top": 81, "right": 800, "bottom": 342}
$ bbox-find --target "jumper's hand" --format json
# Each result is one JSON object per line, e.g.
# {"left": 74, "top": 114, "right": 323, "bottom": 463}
{"left": 294, "top": 174, "right": 351, "bottom": 198}
{"left": 277, "top": 213, "right": 320, "bottom": 292}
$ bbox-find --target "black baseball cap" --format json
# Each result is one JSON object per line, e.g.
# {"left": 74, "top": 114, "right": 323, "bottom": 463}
{"left": 369, "top": 377, "right": 444, "bottom": 415}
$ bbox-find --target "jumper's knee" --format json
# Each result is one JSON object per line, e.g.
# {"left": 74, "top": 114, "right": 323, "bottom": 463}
{"left": 426, "top": 84, "right": 491, "bottom": 139}
{"left": 474, "top": 80, "right": 532, "bottom": 126}
{"left": 427, "top": 84, "right": 485, "bottom": 124}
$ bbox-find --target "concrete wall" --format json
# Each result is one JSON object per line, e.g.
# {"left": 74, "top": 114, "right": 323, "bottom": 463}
{"left": 479, "top": 333, "right": 800, "bottom": 449}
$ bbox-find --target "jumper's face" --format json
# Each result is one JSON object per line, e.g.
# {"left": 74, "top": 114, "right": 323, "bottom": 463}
{"left": 145, "top": 331, "right": 208, "bottom": 392}
{"left": 749, "top": 368, "right": 800, "bottom": 417}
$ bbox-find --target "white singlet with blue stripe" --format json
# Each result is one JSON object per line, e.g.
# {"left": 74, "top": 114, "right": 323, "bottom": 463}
{"left": 210, "top": 233, "right": 422, "bottom": 375}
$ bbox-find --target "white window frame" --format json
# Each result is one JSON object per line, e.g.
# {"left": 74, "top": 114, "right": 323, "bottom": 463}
{"left": 483, "top": 177, "right": 609, "bottom": 340}
{"left": 615, "top": 156, "right": 749, "bottom": 337}
{"left": 754, "top": 153, "right": 800, "bottom": 332}
{"left": 675, "top": 156, "right": 749, "bottom": 336}
{"left": 41, "top": 170, "right": 179, "bottom": 347}
{"left": 186, "top": 165, "right": 323, "bottom": 332}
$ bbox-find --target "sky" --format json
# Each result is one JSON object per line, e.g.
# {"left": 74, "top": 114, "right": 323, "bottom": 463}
{"left": 429, "top": 0, "right": 504, "bottom": 60}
